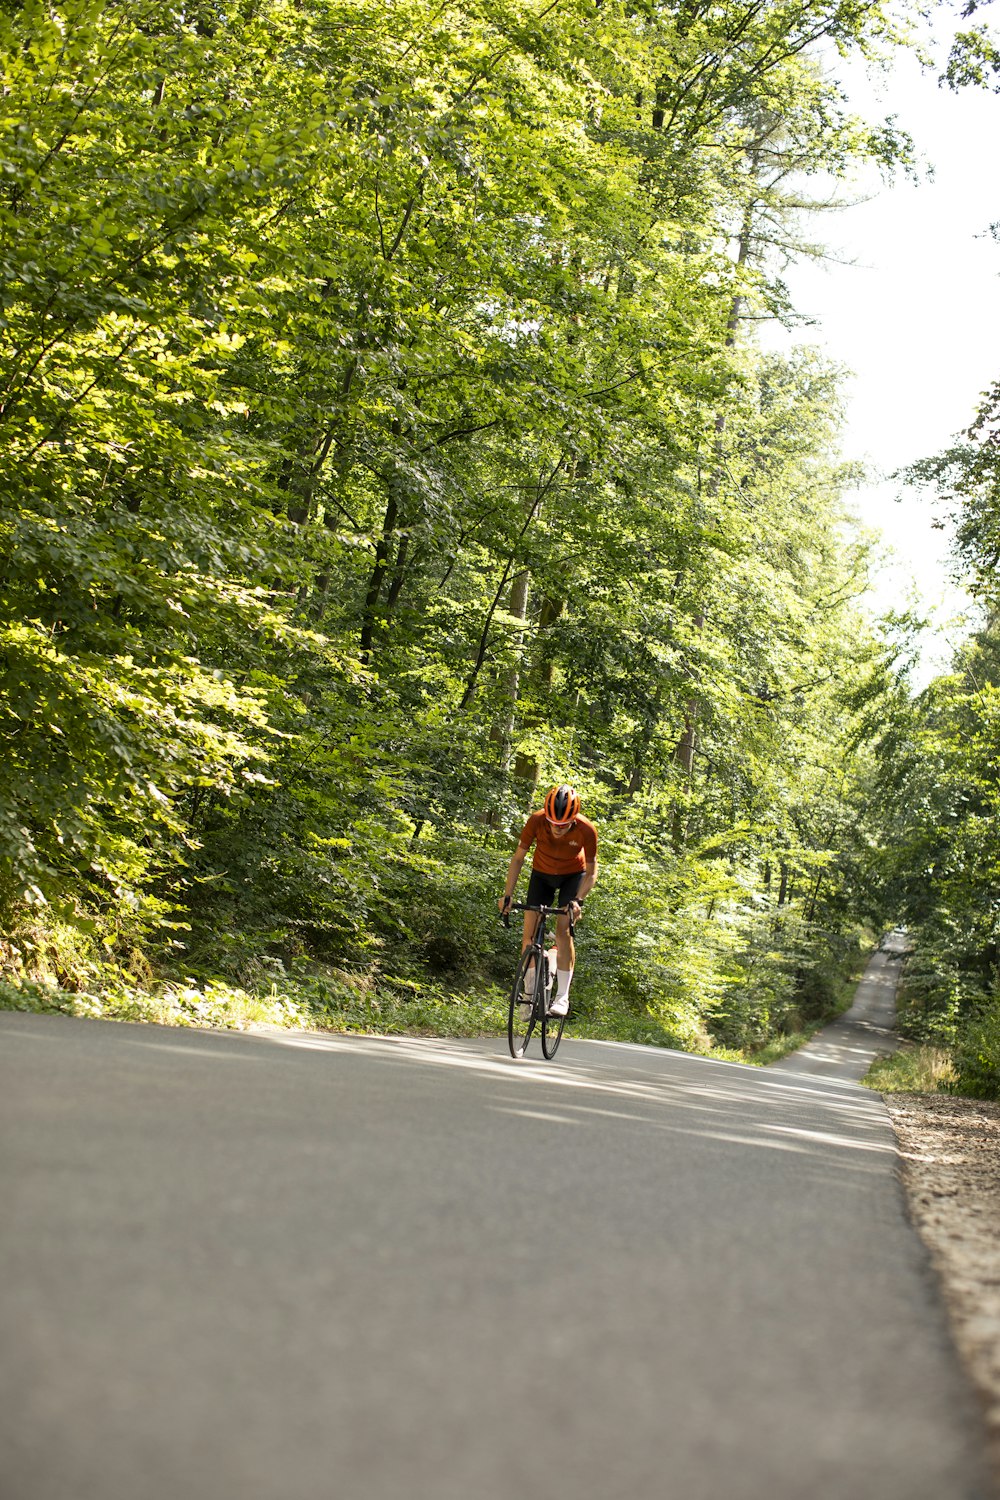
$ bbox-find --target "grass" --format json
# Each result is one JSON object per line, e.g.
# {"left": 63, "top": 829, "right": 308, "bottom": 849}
{"left": 861, "top": 1043, "right": 957, "bottom": 1094}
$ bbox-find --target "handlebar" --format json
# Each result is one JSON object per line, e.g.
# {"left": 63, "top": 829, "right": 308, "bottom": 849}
{"left": 501, "top": 900, "right": 576, "bottom": 936}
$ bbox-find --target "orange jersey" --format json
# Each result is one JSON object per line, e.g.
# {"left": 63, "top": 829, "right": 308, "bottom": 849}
{"left": 518, "top": 812, "right": 598, "bottom": 876}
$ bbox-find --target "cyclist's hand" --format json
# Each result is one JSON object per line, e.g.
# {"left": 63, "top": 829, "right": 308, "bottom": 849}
{"left": 570, "top": 899, "right": 582, "bottom": 921}
{"left": 498, "top": 894, "right": 512, "bottom": 915}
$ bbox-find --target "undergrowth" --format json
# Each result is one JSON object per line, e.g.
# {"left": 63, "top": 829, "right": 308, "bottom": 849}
{"left": 0, "top": 909, "right": 870, "bottom": 1063}
{"left": 0, "top": 969, "right": 700, "bottom": 1048}
{"left": 0, "top": 963, "right": 857, "bottom": 1064}
{"left": 862, "top": 1043, "right": 958, "bottom": 1094}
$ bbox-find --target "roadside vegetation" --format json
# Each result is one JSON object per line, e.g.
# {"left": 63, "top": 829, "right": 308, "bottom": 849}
{"left": 863, "top": 939, "right": 1000, "bottom": 1099}
{"left": 858, "top": 537, "right": 1000, "bottom": 1099}
{"left": 864, "top": 1043, "right": 959, "bottom": 1096}
{"left": 0, "top": 905, "right": 870, "bottom": 1063}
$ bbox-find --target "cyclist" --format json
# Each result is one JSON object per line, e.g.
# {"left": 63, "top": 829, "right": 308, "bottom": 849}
{"left": 498, "top": 783, "right": 598, "bottom": 1017}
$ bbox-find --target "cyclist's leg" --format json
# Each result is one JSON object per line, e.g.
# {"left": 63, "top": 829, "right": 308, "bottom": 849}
{"left": 554, "top": 872, "right": 582, "bottom": 970}
{"left": 550, "top": 873, "right": 583, "bottom": 1015}
{"left": 514, "top": 870, "right": 544, "bottom": 1008}
{"left": 523, "top": 868, "right": 558, "bottom": 960}
{"left": 553, "top": 912, "right": 575, "bottom": 972}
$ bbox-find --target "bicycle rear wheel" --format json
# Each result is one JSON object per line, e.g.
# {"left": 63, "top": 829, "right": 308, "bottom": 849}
{"left": 508, "top": 947, "right": 542, "bottom": 1059}
{"left": 541, "top": 999, "right": 567, "bottom": 1059}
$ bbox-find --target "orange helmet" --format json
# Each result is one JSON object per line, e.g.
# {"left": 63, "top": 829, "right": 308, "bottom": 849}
{"left": 544, "top": 784, "right": 580, "bottom": 825}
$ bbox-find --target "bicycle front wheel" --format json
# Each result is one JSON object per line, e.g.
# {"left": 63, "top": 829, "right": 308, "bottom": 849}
{"left": 541, "top": 1000, "right": 567, "bottom": 1059}
{"left": 508, "top": 947, "right": 542, "bottom": 1059}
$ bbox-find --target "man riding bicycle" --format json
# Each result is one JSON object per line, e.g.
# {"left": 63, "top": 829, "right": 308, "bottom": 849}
{"left": 498, "top": 784, "right": 598, "bottom": 1017}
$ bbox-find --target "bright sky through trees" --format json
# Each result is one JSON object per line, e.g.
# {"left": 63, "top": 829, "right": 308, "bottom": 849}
{"left": 768, "top": 39, "right": 1000, "bottom": 676}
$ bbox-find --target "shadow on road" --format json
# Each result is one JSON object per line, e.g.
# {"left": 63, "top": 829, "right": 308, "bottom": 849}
{"left": 250, "top": 1025, "right": 896, "bottom": 1178}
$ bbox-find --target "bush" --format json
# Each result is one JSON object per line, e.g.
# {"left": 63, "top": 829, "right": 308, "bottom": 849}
{"left": 894, "top": 948, "right": 966, "bottom": 1046}
{"left": 952, "top": 999, "right": 1000, "bottom": 1099}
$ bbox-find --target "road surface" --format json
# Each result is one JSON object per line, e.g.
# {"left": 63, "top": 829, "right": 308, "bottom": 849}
{"left": 1, "top": 1003, "right": 992, "bottom": 1500}
{"left": 770, "top": 933, "right": 905, "bottom": 1082}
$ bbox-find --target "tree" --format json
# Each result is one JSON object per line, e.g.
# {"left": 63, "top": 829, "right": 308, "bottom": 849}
{"left": 1, "top": 0, "right": 925, "bottom": 1057}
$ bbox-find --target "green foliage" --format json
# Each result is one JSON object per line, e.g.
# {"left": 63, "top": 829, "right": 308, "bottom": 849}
{"left": 1, "top": 0, "right": 922, "bottom": 1056}
{"left": 0, "top": 964, "right": 509, "bottom": 1038}
{"left": 0, "top": 973, "right": 309, "bottom": 1029}
{"left": 862, "top": 292, "right": 1000, "bottom": 1098}
{"left": 862, "top": 626, "right": 1000, "bottom": 1065}
{"left": 945, "top": 21, "right": 1000, "bottom": 91}
{"left": 952, "top": 998, "right": 1000, "bottom": 1099}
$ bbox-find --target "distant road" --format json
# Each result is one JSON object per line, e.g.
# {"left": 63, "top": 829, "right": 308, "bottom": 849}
{"left": 1, "top": 1011, "right": 993, "bottom": 1500}
{"left": 770, "top": 936, "right": 905, "bottom": 1082}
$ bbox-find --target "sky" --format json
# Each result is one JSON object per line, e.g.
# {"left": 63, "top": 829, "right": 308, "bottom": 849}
{"left": 764, "top": 26, "right": 1000, "bottom": 678}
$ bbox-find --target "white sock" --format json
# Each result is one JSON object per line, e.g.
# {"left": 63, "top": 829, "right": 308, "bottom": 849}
{"left": 556, "top": 968, "right": 573, "bottom": 1002}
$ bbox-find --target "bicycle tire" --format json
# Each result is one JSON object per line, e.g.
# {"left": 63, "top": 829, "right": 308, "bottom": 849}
{"left": 541, "top": 1000, "right": 567, "bottom": 1059}
{"left": 508, "top": 946, "right": 542, "bottom": 1059}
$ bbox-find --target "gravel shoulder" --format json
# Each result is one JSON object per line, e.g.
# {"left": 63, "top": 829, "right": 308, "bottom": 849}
{"left": 883, "top": 1093, "right": 1000, "bottom": 1475}
{"left": 768, "top": 939, "right": 1000, "bottom": 1485}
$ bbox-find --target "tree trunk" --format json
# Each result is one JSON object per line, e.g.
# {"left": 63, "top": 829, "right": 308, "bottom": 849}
{"left": 491, "top": 569, "right": 530, "bottom": 775}
{"left": 359, "top": 484, "right": 398, "bottom": 659}
{"left": 777, "top": 862, "right": 789, "bottom": 907}
{"left": 805, "top": 871, "right": 823, "bottom": 923}
{"left": 458, "top": 462, "right": 562, "bottom": 711}
{"left": 536, "top": 594, "right": 563, "bottom": 687}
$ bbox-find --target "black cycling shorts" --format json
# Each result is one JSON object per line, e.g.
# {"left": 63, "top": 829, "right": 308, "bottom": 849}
{"left": 525, "top": 867, "right": 583, "bottom": 911}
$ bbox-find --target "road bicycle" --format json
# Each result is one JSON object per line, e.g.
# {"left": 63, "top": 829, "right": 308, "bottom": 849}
{"left": 501, "top": 901, "right": 575, "bottom": 1060}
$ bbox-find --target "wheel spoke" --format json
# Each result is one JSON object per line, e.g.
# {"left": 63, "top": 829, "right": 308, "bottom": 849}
{"left": 508, "top": 948, "right": 541, "bottom": 1058}
{"left": 541, "top": 999, "right": 567, "bottom": 1058}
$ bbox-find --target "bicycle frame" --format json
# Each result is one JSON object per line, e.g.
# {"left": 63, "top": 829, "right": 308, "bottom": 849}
{"left": 502, "top": 900, "right": 575, "bottom": 1059}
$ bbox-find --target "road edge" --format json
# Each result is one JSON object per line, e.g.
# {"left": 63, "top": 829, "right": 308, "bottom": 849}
{"left": 883, "top": 1092, "right": 1000, "bottom": 1491}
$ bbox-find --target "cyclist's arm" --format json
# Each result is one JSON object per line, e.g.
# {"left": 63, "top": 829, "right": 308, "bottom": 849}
{"left": 499, "top": 842, "right": 531, "bottom": 910}
{"left": 574, "top": 859, "right": 598, "bottom": 909}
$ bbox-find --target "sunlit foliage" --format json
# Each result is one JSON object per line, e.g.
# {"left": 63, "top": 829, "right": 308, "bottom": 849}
{"left": 1, "top": 0, "right": 919, "bottom": 1049}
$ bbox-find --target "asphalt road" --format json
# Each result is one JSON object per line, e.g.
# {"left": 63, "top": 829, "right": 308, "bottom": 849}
{"left": 1, "top": 1002, "right": 993, "bottom": 1500}
{"left": 770, "top": 936, "right": 905, "bottom": 1082}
